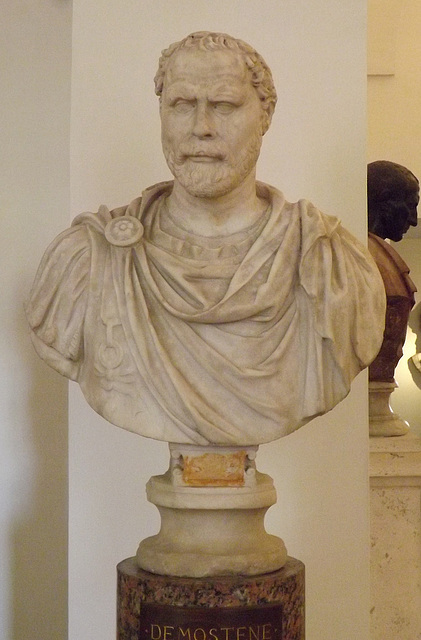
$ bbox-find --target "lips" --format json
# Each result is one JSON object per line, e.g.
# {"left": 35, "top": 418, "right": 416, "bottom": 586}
{"left": 187, "top": 154, "right": 221, "bottom": 162}
{"left": 180, "top": 149, "right": 225, "bottom": 162}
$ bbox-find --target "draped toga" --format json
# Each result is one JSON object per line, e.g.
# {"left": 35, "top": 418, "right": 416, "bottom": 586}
{"left": 26, "top": 181, "right": 385, "bottom": 445}
{"left": 368, "top": 232, "right": 416, "bottom": 382}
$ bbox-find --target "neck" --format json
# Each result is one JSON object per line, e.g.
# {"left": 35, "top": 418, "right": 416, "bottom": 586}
{"left": 165, "top": 171, "right": 267, "bottom": 237}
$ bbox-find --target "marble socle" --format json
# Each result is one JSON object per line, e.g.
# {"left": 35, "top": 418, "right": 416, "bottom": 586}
{"left": 136, "top": 446, "right": 287, "bottom": 577}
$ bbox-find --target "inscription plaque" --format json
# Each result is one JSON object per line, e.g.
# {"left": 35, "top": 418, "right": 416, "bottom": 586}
{"left": 139, "top": 603, "right": 283, "bottom": 640}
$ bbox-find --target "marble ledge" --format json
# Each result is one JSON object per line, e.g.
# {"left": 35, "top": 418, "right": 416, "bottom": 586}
{"left": 370, "top": 432, "right": 421, "bottom": 486}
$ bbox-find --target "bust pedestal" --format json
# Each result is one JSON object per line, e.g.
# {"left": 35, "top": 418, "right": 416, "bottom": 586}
{"left": 117, "top": 557, "right": 305, "bottom": 640}
{"left": 136, "top": 445, "right": 287, "bottom": 577}
{"left": 119, "top": 446, "right": 304, "bottom": 638}
{"left": 368, "top": 381, "right": 410, "bottom": 436}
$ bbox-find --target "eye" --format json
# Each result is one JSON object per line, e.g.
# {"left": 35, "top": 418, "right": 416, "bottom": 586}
{"left": 213, "top": 102, "right": 236, "bottom": 114}
{"left": 173, "top": 100, "right": 195, "bottom": 113}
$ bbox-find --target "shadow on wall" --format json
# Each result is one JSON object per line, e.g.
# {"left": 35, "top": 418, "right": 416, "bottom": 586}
{"left": 11, "top": 306, "right": 68, "bottom": 640}
{"left": 408, "top": 302, "right": 421, "bottom": 390}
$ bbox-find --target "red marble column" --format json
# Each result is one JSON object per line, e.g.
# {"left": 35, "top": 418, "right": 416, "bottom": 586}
{"left": 117, "top": 557, "right": 305, "bottom": 640}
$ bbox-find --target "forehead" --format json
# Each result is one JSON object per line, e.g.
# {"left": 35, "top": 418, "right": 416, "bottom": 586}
{"left": 409, "top": 180, "right": 420, "bottom": 198}
{"left": 402, "top": 180, "right": 420, "bottom": 203}
{"left": 407, "top": 188, "right": 420, "bottom": 206}
{"left": 164, "top": 48, "right": 250, "bottom": 93}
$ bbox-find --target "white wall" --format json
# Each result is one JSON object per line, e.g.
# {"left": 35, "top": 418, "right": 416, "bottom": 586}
{"left": 70, "top": 2, "right": 370, "bottom": 640}
{"left": 368, "top": 0, "right": 421, "bottom": 180}
{"left": 0, "top": 1, "right": 71, "bottom": 639}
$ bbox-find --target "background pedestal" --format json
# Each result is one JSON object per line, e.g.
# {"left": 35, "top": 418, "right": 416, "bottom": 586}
{"left": 370, "top": 433, "right": 421, "bottom": 639}
{"left": 368, "top": 380, "right": 409, "bottom": 436}
{"left": 369, "top": 381, "right": 410, "bottom": 436}
{"left": 117, "top": 557, "right": 305, "bottom": 640}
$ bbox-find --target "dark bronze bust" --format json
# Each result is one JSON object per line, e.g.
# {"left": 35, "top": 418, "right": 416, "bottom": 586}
{"left": 368, "top": 161, "right": 419, "bottom": 434}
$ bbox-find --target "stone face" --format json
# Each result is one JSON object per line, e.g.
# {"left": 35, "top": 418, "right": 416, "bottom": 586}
{"left": 117, "top": 557, "right": 305, "bottom": 640}
{"left": 370, "top": 433, "right": 421, "bottom": 639}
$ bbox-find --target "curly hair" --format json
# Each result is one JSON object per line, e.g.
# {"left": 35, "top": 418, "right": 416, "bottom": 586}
{"left": 154, "top": 32, "right": 277, "bottom": 132}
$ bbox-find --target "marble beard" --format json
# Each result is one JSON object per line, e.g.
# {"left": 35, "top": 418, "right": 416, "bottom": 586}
{"left": 27, "top": 180, "right": 385, "bottom": 446}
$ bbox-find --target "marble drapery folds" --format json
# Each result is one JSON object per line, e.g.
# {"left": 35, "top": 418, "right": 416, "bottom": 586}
{"left": 27, "top": 182, "right": 385, "bottom": 445}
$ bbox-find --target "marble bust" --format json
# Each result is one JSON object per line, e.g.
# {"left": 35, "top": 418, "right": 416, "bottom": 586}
{"left": 27, "top": 32, "right": 386, "bottom": 447}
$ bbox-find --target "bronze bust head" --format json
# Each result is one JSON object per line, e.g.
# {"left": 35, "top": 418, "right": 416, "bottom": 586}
{"left": 368, "top": 160, "right": 419, "bottom": 242}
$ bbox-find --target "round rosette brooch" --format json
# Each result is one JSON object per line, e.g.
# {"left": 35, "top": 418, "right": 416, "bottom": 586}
{"left": 104, "top": 217, "right": 144, "bottom": 247}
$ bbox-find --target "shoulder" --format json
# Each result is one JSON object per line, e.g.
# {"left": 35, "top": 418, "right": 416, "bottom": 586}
{"left": 33, "top": 223, "right": 91, "bottom": 280}
{"left": 368, "top": 232, "right": 409, "bottom": 272}
{"left": 26, "top": 222, "right": 92, "bottom": 328}
{"left": 368, "top": 232, "right": 415, "bottom": 297}
{"left": 294, "top": 199, "right": 345, "bottom": 262}
{"left": 297, "top": 199, "right": 341, "bottom": 234}
{"left": 26, "top": 222, "right": 93, "bottom": 379}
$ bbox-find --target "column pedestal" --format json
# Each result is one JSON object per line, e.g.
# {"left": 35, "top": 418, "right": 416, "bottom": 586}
{"left": 117, "top": 557, "right": 305, "bottom": 640}
{"left": 370, "top": 433, "right": 421, "bottom": 639}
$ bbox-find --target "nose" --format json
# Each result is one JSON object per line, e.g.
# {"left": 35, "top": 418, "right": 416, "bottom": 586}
{"left": 409, "top": 205, "right": 418, "bottom": 227}
{"left": 192, "top": 103, "right": 214, "bottom": 138}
